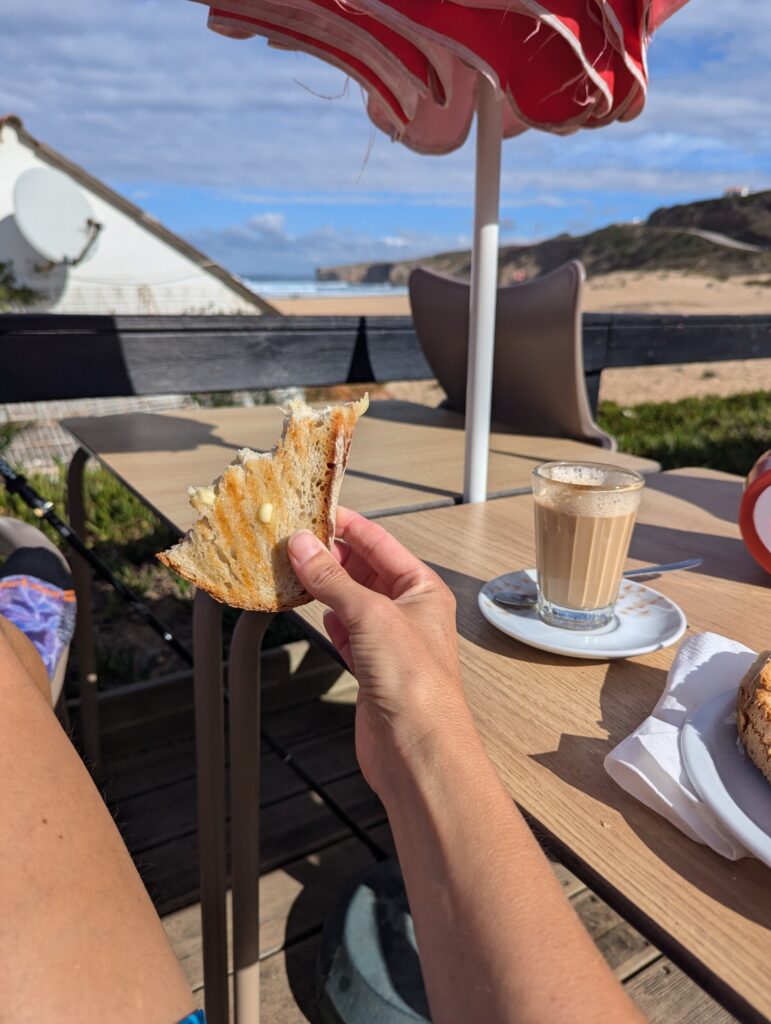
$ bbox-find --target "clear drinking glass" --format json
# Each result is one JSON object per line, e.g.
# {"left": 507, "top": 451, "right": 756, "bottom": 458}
{"left": 532, "top": 461, "right": 644, "bottom": 630}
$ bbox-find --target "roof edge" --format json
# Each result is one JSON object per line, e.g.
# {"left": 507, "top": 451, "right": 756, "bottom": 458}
{"left": 0, "top": 114, "right": 281, "bottom": 316}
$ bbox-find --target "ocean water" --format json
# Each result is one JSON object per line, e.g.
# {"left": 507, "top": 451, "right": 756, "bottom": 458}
{"left": 243, "top": 277, "right": 407, "bottom": 298}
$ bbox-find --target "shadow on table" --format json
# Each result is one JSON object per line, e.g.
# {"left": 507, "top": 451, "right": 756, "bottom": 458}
{"left": 68, "top": 412, "right": 239, "bottom": 455}
{"left": 489, "top": 447, "right": 542, "bottom": 463}
{"left": 531, "top": 657, "right": 770, "bottom": 931}
{"left": 426, "top": 561, "right": 590, "bottom": 675}
{"left": 365, "top": 399, "right": 465, "bottom": 430}
{"left": 343, "top": 465, "right": 458, "bottom": 502}
{"left": 366, "top": 399, "right": 525, "bottom": 436}
{"left": 645, "top": 473, "right": 743, "bottom": 525}
{"left": 629, "top": 521, "right": 765, "bottom": 586}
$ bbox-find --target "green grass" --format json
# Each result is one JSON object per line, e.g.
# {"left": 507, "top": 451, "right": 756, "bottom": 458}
{"left": 597, "top": 390, "right": 771, "bottom": 475}
{"left": 0, "top": 463, "right": 176, "bottom": 575}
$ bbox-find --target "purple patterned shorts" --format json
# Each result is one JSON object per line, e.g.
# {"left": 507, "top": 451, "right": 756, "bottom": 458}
{"left": 0, "top": 575, "right": 76, "bottom": 680}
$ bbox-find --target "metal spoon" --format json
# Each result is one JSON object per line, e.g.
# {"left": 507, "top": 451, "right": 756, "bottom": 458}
{"left": 492, "top": 558, "right": 702, "bottom": 609}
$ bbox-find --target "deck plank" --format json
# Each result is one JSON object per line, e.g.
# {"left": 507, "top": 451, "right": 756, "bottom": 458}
{"left": 624, "top": 959, "right": 739, "bottom": 1023}
{"left": 164, "top": 823, "right": 396, "bottom": 991}
{"left": 103, "top": 718, "right": 359, "bottom": 806}
{"left": 571, "top": 890, "right": 659, "bottom": 980}
{"left": 261, "top": 678, "right": 358, "bottom": 747}
{"left": 140, "top": 773, "right": 386, "bottom": 913}
{"left": 112, "top": 726, "right": 358, "bottom": 851}
{"left": 91, "top": 642, "right": 355, "bottom": 794}
{"left": 255, "top": 935, "right": 321, "bottom": 1024}
{"left": 550, "top": 859, "right": 586, "bottom": 900}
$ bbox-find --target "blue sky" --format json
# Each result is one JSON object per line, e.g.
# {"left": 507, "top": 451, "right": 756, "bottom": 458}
{"left": 2, "top": 0, "right": 769, "bottom": 277}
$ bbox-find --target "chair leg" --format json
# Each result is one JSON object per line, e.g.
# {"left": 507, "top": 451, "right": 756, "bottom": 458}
{"left": 193, "top": 592, "right": 229, "bottom": 1024}
{"left": 229, "top": 610, "right": 274, "bottom": 1024}
{"left": 66, "top": 448, "right": 100, "bottom": 776}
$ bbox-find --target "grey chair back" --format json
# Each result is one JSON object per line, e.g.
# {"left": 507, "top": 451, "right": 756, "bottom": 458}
{"left": 408, "top": 261, "right": 615, "bottom": 450}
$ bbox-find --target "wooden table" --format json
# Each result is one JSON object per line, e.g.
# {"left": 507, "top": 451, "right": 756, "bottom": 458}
{"left": 295, "top": 468, "right": 771, "bottom": 1023}
{"left": 62, "top": 400, "right": 657, "bottom": 525}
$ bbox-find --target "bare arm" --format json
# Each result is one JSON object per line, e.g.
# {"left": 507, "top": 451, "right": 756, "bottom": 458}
{"left": 0, "top": 618, "right": 195, "bottom": 1024}
{"left": 289, "top": 510, "right": 643, "bottom": 1024}
{"left": 381, "top": 720, "right": 641, "bottom": 1024}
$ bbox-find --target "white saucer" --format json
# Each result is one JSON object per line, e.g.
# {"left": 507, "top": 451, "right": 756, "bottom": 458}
{"left": 478, "top": 569, "right": 687, "bottom": 660}
{"left": 681, "top": 689, "right": 771, "bottom": 867}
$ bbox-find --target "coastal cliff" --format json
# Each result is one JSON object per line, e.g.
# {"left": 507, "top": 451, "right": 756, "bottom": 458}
{"left": 316, "top": 189, "right": 771, "bottom": 285}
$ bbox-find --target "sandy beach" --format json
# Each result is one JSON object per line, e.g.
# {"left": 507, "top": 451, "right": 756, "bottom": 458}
{"left": 272, "top": 271, "right": 771, "bottom": 318}
{"left": 272, "top": 271, "right": 771, "bottom": 405}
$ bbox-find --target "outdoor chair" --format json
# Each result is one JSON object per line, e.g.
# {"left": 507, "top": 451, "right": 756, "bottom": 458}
{"left": 408, "top": 260, "right": 615, "bottom": 449}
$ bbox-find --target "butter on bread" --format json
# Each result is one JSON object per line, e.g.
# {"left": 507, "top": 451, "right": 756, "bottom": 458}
{"left": 157, "top": 394, "right": 368, "bottom": 612}
{"left": 736, "top": 650, "right": 771, "bottom": 785}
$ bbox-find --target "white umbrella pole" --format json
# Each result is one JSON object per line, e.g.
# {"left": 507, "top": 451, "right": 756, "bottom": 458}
{"left": 463, "top": 74, "right": 503, "bottom": 504}
{"left": 462, "top": 73, "right": 505, "bottom": 503}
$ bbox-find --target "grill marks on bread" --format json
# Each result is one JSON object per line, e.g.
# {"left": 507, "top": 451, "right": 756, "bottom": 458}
{"left": 217, "top": 469, "right": 256, "bottom": 594}
{"left": 157, "top": 395, "right": 367, "bottom": 612}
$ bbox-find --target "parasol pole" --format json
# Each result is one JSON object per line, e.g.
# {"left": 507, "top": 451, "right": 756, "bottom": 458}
{"left": 463, "top": 73, "right": 503, "bottom": 504}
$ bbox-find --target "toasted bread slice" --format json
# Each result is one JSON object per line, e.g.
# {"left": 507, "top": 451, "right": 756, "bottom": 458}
{"left": 157, "top": 395, "right": 368, "bottom": 611}
{"left": 736, "top": 650, "right": 771, "bottom": 785}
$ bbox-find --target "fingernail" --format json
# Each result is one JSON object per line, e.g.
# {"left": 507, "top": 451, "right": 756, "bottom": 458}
{"left": 289, "top": 530, "right": 323, "bottom": 565}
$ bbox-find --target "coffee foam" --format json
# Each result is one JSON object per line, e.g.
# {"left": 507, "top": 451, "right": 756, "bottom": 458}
{"left": 548, "top": 464, "right": 610, "bottom": 487}
{"left": 537, "top": 465, "right": 641, "bottom": 517}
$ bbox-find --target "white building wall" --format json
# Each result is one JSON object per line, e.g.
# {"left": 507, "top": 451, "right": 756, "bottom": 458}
{"left": 0, "top": 124, "right": 261, "bottom": 315}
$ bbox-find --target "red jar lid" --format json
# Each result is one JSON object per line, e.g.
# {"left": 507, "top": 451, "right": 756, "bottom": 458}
{"left": 739, "top": 450, "right": 771, "bottom": 574}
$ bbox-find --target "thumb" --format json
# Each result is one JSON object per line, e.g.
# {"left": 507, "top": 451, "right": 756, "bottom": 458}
{"left": 288, "top": 530, "right": 368, "bottom": 625}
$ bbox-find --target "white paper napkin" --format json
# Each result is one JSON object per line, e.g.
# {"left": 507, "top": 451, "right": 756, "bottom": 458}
{"left": 604, "top": 632, "right": 757, "bottom": 860}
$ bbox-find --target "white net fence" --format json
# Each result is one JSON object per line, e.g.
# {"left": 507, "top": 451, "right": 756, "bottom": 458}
{"left": 0, "top": 395, "right": 194, "bottom": 474}
{"left": 0, "top": 388, "right": 305, "bottom": 475}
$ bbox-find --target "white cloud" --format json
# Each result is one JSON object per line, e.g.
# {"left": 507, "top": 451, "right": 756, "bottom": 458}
{"left": 192, "top": 217, "right": 467, "bottom": 275}
{"left": 248, "top": 212, "right": 289, "bottom": 238}
{"left": 0, "top": 0, "right": 768, "bottom": 276}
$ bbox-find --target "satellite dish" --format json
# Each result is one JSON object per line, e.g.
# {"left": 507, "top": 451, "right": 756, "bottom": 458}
{"left": 13, "top": 167, "right": 102, "bottom": 266}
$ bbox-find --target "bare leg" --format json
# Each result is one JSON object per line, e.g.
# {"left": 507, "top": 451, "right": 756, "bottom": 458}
{"left": 0, "top": 618, "right": 194, "bottom": 1023}
{"left": 0, "top": 616, "right": 50, "bottom": 703}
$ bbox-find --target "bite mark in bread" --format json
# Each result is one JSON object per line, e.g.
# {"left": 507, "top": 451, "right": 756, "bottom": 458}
{"left": 157, "top": 395, "right": 368, "bottom": 612}
{"left": 736, "top": 650, "right": 771, "bottom": 785}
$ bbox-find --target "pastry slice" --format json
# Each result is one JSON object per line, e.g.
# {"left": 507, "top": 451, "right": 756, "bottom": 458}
{"left": 736, "top": 650, "right": 771, "bottom": 785}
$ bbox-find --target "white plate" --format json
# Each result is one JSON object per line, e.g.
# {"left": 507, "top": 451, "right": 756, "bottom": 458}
{"left": 478, "top": 569, "right": 687, "bottom": 660}
{"left": 680, "top": 690, "right": 771, "bottom": 867}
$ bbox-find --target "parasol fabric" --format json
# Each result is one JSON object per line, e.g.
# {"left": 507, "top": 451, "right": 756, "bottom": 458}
{"left": 203, "top": 0, "right": 676, "bottom": 155}
{"left": 194, "top": 0, "right": 688, "bottom": 503}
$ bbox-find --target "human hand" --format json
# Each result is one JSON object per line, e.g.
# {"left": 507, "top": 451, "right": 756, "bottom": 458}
{"left": 288, "top": 507, "right": 471, "bottom": 796}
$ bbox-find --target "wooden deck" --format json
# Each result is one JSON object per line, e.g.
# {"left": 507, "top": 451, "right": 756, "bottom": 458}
{"left": 80, "top": 639, "right": 739, "bottom": 1023}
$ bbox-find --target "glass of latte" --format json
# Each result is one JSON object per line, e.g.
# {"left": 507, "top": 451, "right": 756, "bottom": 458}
{"left": 532, "top": 462, "right": 644, "bottom": 630}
